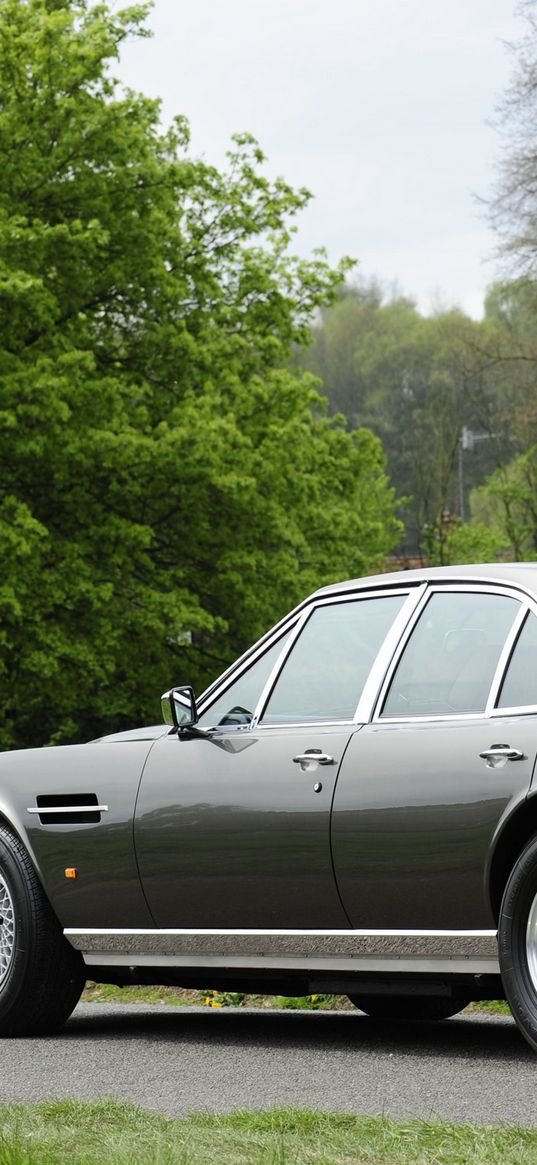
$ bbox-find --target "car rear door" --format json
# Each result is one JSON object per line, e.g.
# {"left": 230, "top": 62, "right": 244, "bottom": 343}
{"left": 331, "top": 585, "right": 537, "bottom": 930}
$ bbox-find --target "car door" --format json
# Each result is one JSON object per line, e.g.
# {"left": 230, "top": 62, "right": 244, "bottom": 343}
{"left": 134, "top": 590, "right": 413, "bottom": 930}
{"left": 331, "top": 585, "right": 537, "bottom": 931}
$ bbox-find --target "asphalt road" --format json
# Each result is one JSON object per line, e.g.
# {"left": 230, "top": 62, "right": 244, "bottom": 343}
{"left": 2, "top": 1004, "right": 536, "bottom": 1125}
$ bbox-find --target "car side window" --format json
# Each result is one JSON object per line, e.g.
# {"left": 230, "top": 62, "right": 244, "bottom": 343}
{"left": 497, "top": 610, "right": 537, "bottom": 709}
{"left": 260, "top": 595, "right": 405, "bottom": 725}
{"left": 197, "top": 630, "right": 292, "bottom": 729}
{"left": 381, "top": 591, "right": 520, "bottom": 718}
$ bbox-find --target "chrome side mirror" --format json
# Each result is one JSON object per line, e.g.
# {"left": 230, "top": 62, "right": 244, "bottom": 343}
{"left": 161, "top": 685, "right": 198, "bottom": 730}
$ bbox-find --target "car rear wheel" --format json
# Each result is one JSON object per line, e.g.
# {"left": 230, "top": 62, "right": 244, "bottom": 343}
{"left": 499, "top": 834, "right": 537, "bottom": 1052}
{"left": 0, "top": 825, "right": 85, "bottom": 1036}
{"left": 348, "top": 993, "right": 470, "bottom": 1021}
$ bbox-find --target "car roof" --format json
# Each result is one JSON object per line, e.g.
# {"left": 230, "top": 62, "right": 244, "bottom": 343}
{"left": 312, "top": 562, "right": 537, "bottom": 600}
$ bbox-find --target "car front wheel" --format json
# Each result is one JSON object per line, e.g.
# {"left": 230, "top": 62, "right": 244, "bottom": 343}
{"left": 347, "top": 994, "right": 470, "bottom": 1021}
{"left": 499, "top": 834, "right": 537, "bottom": 1053}
{"left": 0, "top": 825, "right": 85, "bottom": 1036}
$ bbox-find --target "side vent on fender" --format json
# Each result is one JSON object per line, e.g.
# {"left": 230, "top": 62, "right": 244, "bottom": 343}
{"left": 28, "top": 793, "right": 108, "bottom": 825}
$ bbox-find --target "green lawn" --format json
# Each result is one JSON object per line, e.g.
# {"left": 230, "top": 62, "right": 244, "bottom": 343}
{"left": 0, "top": 1101, "right": 536, "bottom": 1165}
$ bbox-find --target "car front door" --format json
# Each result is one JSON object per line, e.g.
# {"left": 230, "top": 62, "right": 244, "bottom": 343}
{"left": 134, "top": 590, "right": 412, "bottom": 929}
{"left": 331, "top": 586, "right": 537, "bottom": 930}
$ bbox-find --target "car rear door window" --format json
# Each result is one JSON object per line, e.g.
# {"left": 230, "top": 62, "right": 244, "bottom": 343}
{"left": 381, "top": 591, "right": 520, "bottom": 717}
{"left": 497, "top": 610, "right": 537, "bottom": 709}
{"left": 260, "top": 594, "right": 405, "bottom": 725}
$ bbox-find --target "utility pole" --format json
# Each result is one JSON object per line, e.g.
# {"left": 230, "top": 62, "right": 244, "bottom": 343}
{"left": 458, "top": 426, "right": 495, "bottom": 524}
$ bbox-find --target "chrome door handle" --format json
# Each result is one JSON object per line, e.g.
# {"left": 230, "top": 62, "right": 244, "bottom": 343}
{"left": 293, "top": 752, "right": 336, "bottom": 767}
{"left": 479, "top": 745, "right": 525, "bottom": 767}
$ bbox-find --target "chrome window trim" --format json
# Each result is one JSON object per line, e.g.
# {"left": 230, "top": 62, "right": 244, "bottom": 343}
{"left": 490, "top": 705, "right": 537, "bottom": 719}
{"left": 354, "top": 586, "right": 426, "bottom": 723}
{"left": 196, "top": 575, "right": 537, "bottom": 722}
{"left": 252, "top": 719, "right": 358, "bottom": 732}
{"left": 197, "top": 614, "right": 304, "bottom": 708}
{"left": 250, "top": 606, "right": 313, "bottom": 728}
{"left": 196, "top": 620, "right": 301, "bottom": 724}
{"left": 486, "top": 603, "right": 528, "bottom": 715}
{"left": 254, "top": 588, "right": 420, "bottom": 729}
{"left": 372, "top": 583, "right": 525, "bottom": 725}
{"left": 197, "top": 581, "right": 537, "bottom": 735}
{"left": 491, "top": 597, "right": 537, "bottom": 715}
{"left": 369, "top": 712, "right": 498, "bottom": 726}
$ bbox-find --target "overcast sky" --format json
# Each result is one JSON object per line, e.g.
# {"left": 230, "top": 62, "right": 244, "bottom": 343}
{"left": 118, "top": 0, "right": 525, "bottom": 319}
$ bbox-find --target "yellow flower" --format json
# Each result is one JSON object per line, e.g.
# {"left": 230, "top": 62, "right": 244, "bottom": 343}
{"left": 310, "top": 994, "right": 319, "bottom": 1001}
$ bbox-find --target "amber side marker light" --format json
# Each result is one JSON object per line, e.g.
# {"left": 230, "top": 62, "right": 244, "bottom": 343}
{"left": 64, "top": 868, "right": 78, "bottom": 879}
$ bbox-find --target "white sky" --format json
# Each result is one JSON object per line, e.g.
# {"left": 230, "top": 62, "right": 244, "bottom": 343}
{"left": 118, "top": 0, "right": 525, "bottom": 319}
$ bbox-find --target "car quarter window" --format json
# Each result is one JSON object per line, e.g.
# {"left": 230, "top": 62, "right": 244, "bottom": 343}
{"left": 197, "top": 629, "right": 292, "bottom": 729}
{"left": 381, "top": 590, "right": 521, "bottom": 718}
{"left": 497, "top": 610, "right": 537, "bottom": 709}
{"left": 260, "top": 594, "right": 406, "bottom": 725}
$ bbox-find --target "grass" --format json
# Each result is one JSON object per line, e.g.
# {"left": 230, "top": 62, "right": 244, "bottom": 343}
{"left": 81, "top": 983, "right": 512, "bottom": 1015}
{"left": 81, "top": 983, "right": 350, "bottom": 1009}
{"left": 0, "top": 1101, "right": 536, "bottom": 1164}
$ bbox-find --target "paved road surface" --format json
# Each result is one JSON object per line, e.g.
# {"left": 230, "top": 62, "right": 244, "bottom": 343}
{"left": 2, "top": 1005, "right": 535, "bottom": 1125}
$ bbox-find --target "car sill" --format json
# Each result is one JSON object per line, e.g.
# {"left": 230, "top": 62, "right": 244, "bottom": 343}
{"left": 64, "top": 927, "right": 499, "bottom": 975}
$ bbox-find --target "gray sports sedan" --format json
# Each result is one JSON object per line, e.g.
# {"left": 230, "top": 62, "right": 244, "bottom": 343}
{"left": 3, "top": 563, "right": 537, "bottom": 1049}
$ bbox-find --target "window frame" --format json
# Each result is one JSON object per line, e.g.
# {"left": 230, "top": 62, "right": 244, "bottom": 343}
{"left": 196, "top": 587, "right": 423, "bottom": 732}
{"left": 196, "top": 620, "right": 301, "bottom": 729}
{"left": 492, "top": 605, "right": 537, "bottom": 717}
{"left": 372, "top": 583, "right": 531, "bottom": 725}
{"left": 252, "top": 587, "right": 422, "bottom": 730}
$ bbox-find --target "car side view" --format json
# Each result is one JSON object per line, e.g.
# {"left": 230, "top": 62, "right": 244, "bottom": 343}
{"left": 3, "top": 563, "right": 537, "bottom": 1049}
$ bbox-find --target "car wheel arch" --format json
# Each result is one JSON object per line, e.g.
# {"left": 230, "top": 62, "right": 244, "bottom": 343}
{"left": 0, "top": 811, "right": 47, "bottom": 897}
{"left": 488, "top": 793, "right": 537, "bottom": 921}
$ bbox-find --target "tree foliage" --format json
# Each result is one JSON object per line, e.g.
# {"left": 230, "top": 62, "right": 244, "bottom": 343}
{"left": 0, "top": 0, "right": 402, "bottom": 750}
{"left": 461, "top": 4, "right": 537, "bottom": 559}
{"left": 490, "top": 0, "right": 537, "bottom": 279}
{"left": 300, "top": 281, "right": 506, "bottom": 555}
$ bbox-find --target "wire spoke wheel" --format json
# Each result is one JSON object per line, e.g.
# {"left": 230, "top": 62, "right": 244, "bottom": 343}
{"left": 0, "top": 828, "right": 85, "bottom": 1036}
{"left": 0, "top": 873, "right": 15, "bottom": 990}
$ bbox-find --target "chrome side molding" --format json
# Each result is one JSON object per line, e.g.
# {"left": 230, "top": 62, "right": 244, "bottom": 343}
{"left": 27, "top": 805, "right": 109, "bottom": 815}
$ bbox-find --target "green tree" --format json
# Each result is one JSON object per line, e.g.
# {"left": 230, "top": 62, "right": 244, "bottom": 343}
{"left": 0, "top": 0, "right": 401, "bottom": 750}
{"left": 301, "top": 282, "right": 504, "bottom": 555}
{"left": 469, "top": 449, "right": 537, "bottom": 560}
{"left": 490, "top": 0, "right": 537, "bottom": 278}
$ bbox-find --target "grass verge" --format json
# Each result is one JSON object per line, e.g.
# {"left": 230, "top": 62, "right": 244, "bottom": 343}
{"left": 0, "top": 1101, "right": 536, "bottom": 1164}
{"left": 81, "top": 983, "right": 512, "bottom": 1015}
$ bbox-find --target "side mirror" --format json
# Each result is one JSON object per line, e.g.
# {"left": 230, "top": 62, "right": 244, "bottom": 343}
{"left": 161, "top": 685, "right": 198, "bottom": 730}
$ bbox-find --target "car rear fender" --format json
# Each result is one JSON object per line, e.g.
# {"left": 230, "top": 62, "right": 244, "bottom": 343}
{"left": 486, "top": 787, "right": 537, "bottom": 920}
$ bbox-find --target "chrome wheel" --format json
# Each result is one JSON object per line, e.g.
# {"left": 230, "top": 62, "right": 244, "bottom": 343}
{"left": 526, "top": 890, "right": 537, "bottom": 992}
{"left": 0, "top": 873, "right": 15, "bottom": 990}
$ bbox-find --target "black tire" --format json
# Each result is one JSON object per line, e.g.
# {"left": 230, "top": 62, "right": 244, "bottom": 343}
{"left": 348, "top": 993, "right": 470, "bottom": 1021}
{"left": 0, "top": 825, "right": 85, "bottom": 1036}
{"left": 499, "top": 833, "right": 537, "bottom": 1053}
